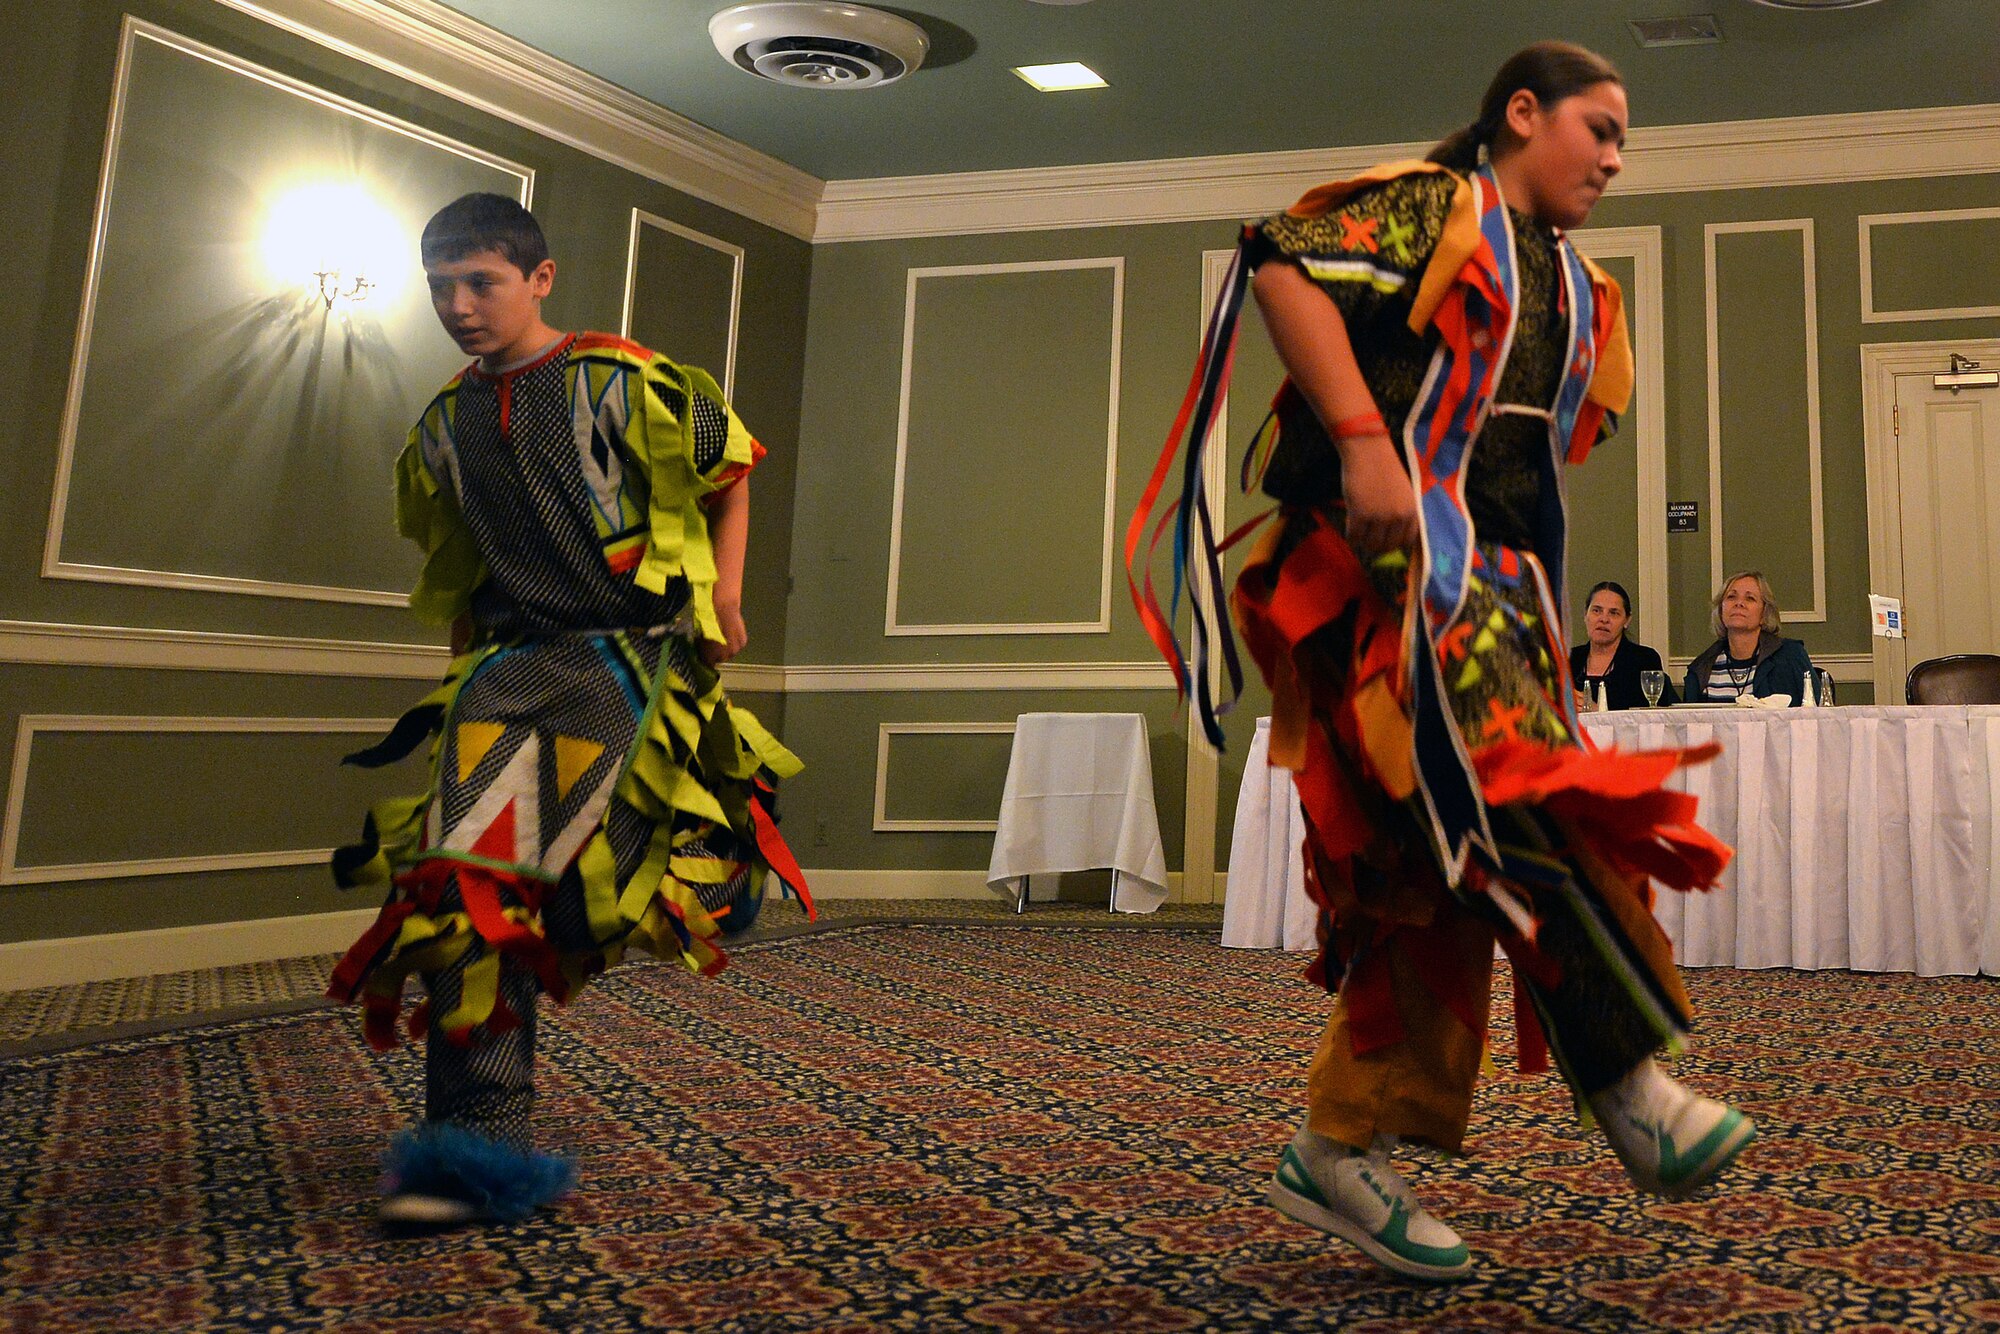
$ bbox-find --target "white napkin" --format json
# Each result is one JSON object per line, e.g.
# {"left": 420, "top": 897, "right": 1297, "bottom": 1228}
{"left": 1736, "top": 692, "right": 1793, "bottom": 710}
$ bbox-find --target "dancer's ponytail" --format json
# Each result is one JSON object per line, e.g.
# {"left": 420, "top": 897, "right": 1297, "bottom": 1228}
{"left": 1427, "top": 41, "right": 1622, "bottom": 170}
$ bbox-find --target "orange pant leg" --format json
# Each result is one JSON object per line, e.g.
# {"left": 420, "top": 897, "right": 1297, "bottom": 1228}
{"left": 1305, "top": 906, "right": 1497, "bottom": 1154}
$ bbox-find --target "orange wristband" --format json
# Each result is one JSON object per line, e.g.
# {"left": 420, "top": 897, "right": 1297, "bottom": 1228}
{"left": 1331, "top": 410, "right": 1387, "bottom": 441}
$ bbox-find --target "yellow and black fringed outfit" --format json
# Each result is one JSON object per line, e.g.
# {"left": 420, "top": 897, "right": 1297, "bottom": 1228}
{"left": 1134, "top": 162, "right": 1730, "bottom": 1154}
{"left": 329, "top": 333, "right": 810, "bottom": 1165}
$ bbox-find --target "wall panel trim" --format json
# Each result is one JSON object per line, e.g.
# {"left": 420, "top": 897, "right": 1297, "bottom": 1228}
{"left": 621, "top": 208, "right": 745, "bottom": 395}
{"left": 44, "top": 19, "right": 532, "bottom": 611}
{"left": 1703, "top": 219, "right": 1828, "bottom": 624}
{"left": 1571, "top": 225, "right": 1672, "bottom": 654}
{"left": 1859, "top": 206, "right": 2000, "bottom": 324}
{"left": 1, "top": 714, "right": 398, "bottom": 886}
{"left": 780, "top": 662, "right": 1174, "bottom": 692}
{"left": 885, "top": 258, "right": 1125, "bottom": 636}
{"left": 871, "top": 722, "right": 1015, "bottom": 832}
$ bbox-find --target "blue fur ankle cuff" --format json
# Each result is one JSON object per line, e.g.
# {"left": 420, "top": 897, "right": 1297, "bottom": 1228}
{"left": 382, "top": 1123, "right": 575, "bottom": 1222}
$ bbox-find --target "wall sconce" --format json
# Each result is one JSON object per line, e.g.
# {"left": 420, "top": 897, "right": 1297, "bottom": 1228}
{"left": 313, "top": 269, "right": 375, "bottom": 310}
{"left": 263, "top": 181, "right": 406, "bottom": 312}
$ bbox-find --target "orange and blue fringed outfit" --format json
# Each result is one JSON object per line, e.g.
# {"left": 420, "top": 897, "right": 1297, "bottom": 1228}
{"left": 1130, "top": 162, "right": 1730, "bottom": 1154}
{"left": 328, "top": 334, "right": 811, "bottom": 1156}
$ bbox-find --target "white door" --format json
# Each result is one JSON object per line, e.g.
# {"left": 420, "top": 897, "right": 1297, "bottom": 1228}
{"left": 1891, "top": 367, "right": 2000, "bottom": 675}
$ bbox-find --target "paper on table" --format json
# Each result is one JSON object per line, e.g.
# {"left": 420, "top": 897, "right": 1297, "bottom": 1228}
{"left": 1736, "top": 693, "right": 1794, "bottom": 710}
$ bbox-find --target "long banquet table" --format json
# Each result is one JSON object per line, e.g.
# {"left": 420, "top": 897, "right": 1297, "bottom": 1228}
{"left": 1222, "top": 706, "right": 2000, "bottom": 977}
{"left": 1580, "top": 706, "right": 2000, "bottom": 977}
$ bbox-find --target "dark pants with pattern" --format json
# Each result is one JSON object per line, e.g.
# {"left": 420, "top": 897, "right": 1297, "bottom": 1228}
{"left": 422, "top": 946, "right": 540, "bottom": 1151}
{"left": 418, "top": 862, "right": 593, "bottom": 1153}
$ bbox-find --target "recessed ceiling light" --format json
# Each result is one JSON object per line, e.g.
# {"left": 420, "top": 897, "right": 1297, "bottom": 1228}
{"left": 1013, "top": 61, "right": 1107, "bottom": 91}
{"left": 1748, "top": 0, "right": 1883, "bottom": 8}
{"left": 1630, "top": 14, "right": 1722, "bottom": 46}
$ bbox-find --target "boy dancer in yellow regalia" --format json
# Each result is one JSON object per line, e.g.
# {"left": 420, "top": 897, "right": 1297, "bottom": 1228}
{"left": 330, "top": 193, "right": 809, "bottom": 1226}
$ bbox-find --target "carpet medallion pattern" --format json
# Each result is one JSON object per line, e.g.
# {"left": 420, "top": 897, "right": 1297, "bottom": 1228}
{"left": 2, "top": 925, "right": 1996, "bottom": 1331}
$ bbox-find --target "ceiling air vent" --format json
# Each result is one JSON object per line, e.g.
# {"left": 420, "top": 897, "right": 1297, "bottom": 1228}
{"left": 709, "top": 3, "right": 931, "bottom": 89}
{"left": 1630, "top": 14, "right": 1723, "bottom": 46}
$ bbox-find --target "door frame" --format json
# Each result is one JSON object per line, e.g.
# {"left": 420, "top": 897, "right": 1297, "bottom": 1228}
{"left": 1859, "top": 336, "right": 2000, "bottom": 703}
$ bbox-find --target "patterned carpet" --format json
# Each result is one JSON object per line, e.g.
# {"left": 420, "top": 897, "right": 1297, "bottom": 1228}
{"left": 3, "top": 925, "right": 1996, "bottom": 1332}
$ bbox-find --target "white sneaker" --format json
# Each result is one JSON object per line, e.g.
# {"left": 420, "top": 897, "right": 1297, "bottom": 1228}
{"left": 1266, "top": 1127, "right": 1472, "bottom": 1282}
{"left": 1590, "top": 1058, "right": 1756, "bottom": 1199}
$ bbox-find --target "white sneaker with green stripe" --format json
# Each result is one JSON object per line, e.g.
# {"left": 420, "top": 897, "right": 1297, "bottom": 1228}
{"left": 1266, "top": 1127, "right": 1472, "bottom": 1282}
{"left": 1590, "top": 1058, "right": 1757, "bottom": 1199}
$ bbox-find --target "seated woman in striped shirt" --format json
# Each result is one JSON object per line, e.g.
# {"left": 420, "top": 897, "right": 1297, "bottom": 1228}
{"left": 1683, "top": 569, "right": 1816, "bottom": 704}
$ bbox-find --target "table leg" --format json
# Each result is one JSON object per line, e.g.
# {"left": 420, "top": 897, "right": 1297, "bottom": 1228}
{"left": 1013, "top": 877, "right": 1029, "bottom": 914}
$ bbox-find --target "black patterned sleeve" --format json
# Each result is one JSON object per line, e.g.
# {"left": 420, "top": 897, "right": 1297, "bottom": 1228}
{"left": 1245, "top": 172, "right": 1456, "bottom": 329}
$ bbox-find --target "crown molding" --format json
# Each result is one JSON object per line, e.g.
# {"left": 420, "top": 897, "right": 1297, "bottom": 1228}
{"left": 815, "top": 103, "right": 2000, "bottom": 242}
{"left": 210, "top": 0, "right": 824, "bottom": 240}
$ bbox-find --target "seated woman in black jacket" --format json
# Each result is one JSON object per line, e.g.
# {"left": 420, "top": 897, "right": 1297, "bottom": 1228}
{"left": 1569, "top": 581, "right": 1676, "bottom": 710}
{"left": 1683, "top": 569, "right": 1816, "bottom": 705}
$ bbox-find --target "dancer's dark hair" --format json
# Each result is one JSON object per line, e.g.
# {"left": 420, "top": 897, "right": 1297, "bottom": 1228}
{"left": 1427, "top": 41, "right": 1624, "bottom": 172}
{"left": 421, "top": 192, "right": 548, "bottom": 275}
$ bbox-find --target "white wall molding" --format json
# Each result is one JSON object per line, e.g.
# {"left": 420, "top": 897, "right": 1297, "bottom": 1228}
{"left": 872, "top": 722, "right": 1015, "bottom": 832}
{"left": 778, "top": 661, "right": 1174, "bottom": 692}
{"left": 0, "top": 620, "right": 788, "bottom": 696}
{"left": 1704, "top": 219, "right": 1829, "bottom": 625}
{"left": 816, "top": 104, "right": 2000, "bottom": 243}
{"left": 1859, "top": 206, "right": 2000, "bottom": 324}
{"left": 212, "top": 0, "right": 822, "bottom": 238}
{"left": 1571, "top": 225, "right": 1671, "bottom": 657}
{"left": 0, "top": 906, "right": 380, "bottom": 992}
{"left": 722, "top": 662, "right": 787, "bottom": 693}
{"left": 0, "top": 619, "right": 445, "bottom": 678}
{"left": 1, "top": 715, "right": 397, "bottom": 887}
{"left": 886, "top": 257, "right": 1125, "bottom": 637}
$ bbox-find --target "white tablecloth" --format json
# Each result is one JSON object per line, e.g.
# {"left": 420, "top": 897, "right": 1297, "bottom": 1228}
{"left": 1583, "top": 706, "right": 2000, "bottom": 977}
{"left": 986, "top": 712, "right": 1168, "bottom": 914}
{"left": 1221, "top": 717, "right": 1316, "bottom": 950}
{"left": 1221, "top": 705, "right": 2000, "bottom": 977}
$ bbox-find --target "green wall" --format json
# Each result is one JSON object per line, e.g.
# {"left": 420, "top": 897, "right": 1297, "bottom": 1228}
{"left": 788, "top": 171, "right": 2000, "bottom": 874}
{"left": 10, "top": 0, "right": 2000, "bottom": 949}
{"left": 1, "top": 0, "right": 811, "bottom": 945}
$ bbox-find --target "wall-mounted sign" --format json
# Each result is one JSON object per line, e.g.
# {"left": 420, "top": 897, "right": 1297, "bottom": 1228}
{"left": 1869, "top": 594, "right": 1904, "bottom": 639}
{"left": 1667, "top": 501, "right": 1700, "bottom": 533}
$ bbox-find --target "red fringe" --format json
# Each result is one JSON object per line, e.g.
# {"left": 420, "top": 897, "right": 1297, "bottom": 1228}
{"left": 1473, "top": 739, "right": 1733, "bottom": 893}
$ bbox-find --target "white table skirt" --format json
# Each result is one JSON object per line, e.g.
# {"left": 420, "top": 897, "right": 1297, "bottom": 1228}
{"left": 1583, "top": 706, "right": 2000, "bottom": 977}
{"left": 986, "top": 712, "right": 1169, "bottom": 914}
{"left": 1221, "top": 717, "right": 1316, "bottom": 950}
{"left": 1221, "top": 705, "right": 2000, "bottom": 976}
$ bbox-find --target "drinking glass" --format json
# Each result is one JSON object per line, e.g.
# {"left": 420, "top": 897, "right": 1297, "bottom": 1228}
{"left": 1640, "top": 670, "right": 1666, "bottom": 707}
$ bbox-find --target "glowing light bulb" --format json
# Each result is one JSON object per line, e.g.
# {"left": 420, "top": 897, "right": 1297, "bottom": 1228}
{"left": 261, "top": 181, "right": 407, "bottom": 308}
